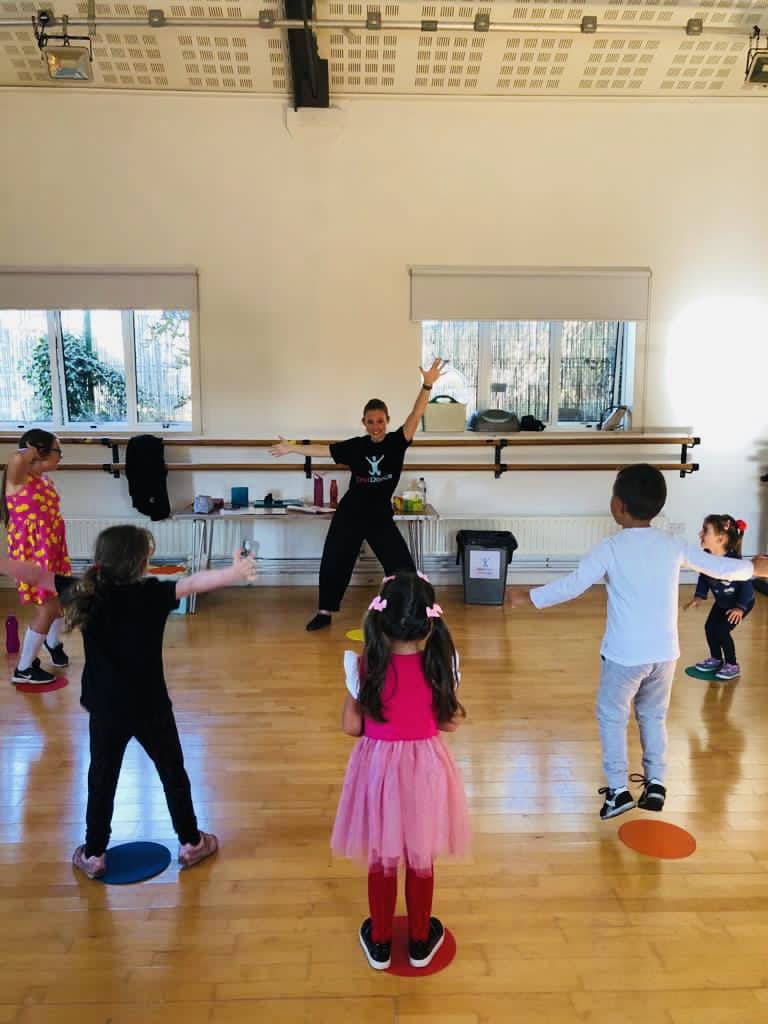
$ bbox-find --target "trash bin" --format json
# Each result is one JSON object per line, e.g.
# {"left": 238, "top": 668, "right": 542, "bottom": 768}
{"left": 456, "top": 530, "right": 518, "bottom": 605}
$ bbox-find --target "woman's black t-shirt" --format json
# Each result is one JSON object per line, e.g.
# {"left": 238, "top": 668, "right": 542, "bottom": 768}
{"left": 329, "top": 426, "right": 410, "bottom": 511}
{"left": 55, "top": 575, "right": 179, "bottom": 717}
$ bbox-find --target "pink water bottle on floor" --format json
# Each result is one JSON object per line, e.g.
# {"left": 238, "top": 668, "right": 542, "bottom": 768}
{"left": 313, "top": 474, "right": 324, "bottom": 508}
{"left": 5, "top": 615, "right": 19, "bottom": 655}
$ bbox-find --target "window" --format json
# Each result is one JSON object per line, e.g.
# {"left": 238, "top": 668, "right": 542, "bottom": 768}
{"left": 421, "top": 319, "right": 635, "bottom": 427}
{"left": 0, "top": 308, "right": 192, "bottom": 429}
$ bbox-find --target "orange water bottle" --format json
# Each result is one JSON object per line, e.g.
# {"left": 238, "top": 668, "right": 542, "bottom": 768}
{"left": 330, "top": 480, "right": 338, "bottom": 508}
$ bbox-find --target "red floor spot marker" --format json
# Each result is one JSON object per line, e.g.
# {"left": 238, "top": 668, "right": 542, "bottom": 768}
{"left": 385, "top": 916, "right": 457, "bottom": 977}
{"left": 619, "top": 819, "right": 696, "bottom": 860}
{"left": 13, "top": 675, "right": 69, "bottom": 694}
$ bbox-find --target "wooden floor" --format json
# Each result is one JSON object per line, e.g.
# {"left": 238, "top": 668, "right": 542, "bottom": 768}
{"left": 1, "top": 584, "right": 767, "bottom": 1024}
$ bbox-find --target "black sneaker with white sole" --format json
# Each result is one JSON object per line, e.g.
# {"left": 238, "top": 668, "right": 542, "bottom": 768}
{"left": 408, "top": 917, "right": 445, "bottom": 968}
{"left": 631, "top": 774, "right": 666, "bottom": 812}
{"left": 44, "top": 642, "right": 69, "bottom": 668}
{"left": 359, "top": 918, "right": 391, "bottom": 970}
{"left": 598, "top": 786, "right": 636, "bottom": 820}
{"left": 12, "top": 658, "right": 56, "bottom": 685}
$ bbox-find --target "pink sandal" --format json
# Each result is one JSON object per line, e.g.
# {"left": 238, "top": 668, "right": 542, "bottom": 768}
{"left": 178, "top": 831, "right": 218, "bottom": 869}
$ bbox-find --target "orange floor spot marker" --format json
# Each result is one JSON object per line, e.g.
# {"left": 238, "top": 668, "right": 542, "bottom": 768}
{"left": 345, "top": 628, "right": 364, "bottom": 642}
{"left": 618, "top": 819, "right": 696, "bottom": 860}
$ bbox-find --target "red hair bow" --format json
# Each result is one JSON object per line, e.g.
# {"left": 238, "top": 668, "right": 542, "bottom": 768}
{"left": 736, "top": 519, "right": 747, "bottom": 533}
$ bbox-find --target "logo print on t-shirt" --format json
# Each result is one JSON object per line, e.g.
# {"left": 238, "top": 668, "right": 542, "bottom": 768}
{"left": 366, "top": 455, "right": 384, "bottom": 478}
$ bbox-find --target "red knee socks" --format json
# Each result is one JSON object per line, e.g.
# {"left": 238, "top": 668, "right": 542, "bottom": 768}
{"left": 368, "top": 868, "right": 398, "bottom": 943}
{"left": 405, "top": 866, "right": 434, "bottom": 942}
{"left": 368, "top": 864, "right": 435, "bottom": 943}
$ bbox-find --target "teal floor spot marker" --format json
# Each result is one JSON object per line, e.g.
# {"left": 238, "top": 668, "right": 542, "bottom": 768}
{"left": 684, "top": 665, "right": 720, "bottom": 681}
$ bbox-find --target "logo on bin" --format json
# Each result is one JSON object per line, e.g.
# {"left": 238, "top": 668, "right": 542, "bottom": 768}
{"left": 469, "top": 550, "right": 502, "bottom": 580}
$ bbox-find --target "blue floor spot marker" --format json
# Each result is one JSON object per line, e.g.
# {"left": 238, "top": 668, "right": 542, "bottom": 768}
{"left": 99, "top": 841, "right": 172, "bottom": 885}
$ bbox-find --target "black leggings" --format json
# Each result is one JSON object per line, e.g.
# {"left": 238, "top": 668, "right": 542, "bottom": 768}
{"left": 705, "top": 603, "right": 752, "bottom": 664}
{"left": 85, "top": 706, "right": 199, "bottom": 857}
{"left": 318, "top": 503, "right": 415, "bottom": 612}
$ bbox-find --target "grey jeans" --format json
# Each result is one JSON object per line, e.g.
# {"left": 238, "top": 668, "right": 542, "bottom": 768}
{"left": 596, "top": 657, "right": 677, "bottom": 790}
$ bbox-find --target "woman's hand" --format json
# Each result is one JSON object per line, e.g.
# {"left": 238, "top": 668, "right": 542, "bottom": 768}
{"left": 268, "top": 436, "right": 293, "bottom": 458}
{"left": 420, "top": 358, "right": 448, "bottom": 389}
{"left": 727, "top": 608, "right": 745, "bottom": 625}
{"left": 684, "top": 597, "right": 702, "bottom": 611}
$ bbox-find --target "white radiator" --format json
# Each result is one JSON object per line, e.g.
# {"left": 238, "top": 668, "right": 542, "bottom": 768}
{"left": 427, "top": 515, "right": 623, "bottom": 558}
{"left": 9, "top": 517, "right": 240, "bottom": 561}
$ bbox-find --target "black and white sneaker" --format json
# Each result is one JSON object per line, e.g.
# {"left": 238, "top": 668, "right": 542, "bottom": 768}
{"left": 44, "top": 642, "right": 69, "bottom": 668}
{"left": 408, "top": 917, "right": 445, "bottom": 968}
{"left": 305, "top": 613, "right": 332, "bottom": 632}
{"left": 631, "top": 774, "right": 666, "bottom": 812}
{"left": 598, "top": 786, "right": 636, "bottom": 820}
{"left": 12, "top": 658, "right": 56, "bottom": 685}
{"left": 359, "top": 918, "right": 391, "bottom": 970}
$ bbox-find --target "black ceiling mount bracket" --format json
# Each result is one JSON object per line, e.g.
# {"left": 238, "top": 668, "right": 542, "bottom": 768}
{"left": 285, "top": 0, "right": 329, "bottom": 109}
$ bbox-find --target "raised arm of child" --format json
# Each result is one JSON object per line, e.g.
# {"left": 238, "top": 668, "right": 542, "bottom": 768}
{"left": 342, "top": 694, "right": 363, "bottom": 736}
{"left": 0, "top": 555, "right": 56, "bottom": 591}
{"left": 507, "top": 541, "right": 610, "bottom": 610}
{"left": 175, "top": 549, "right": 256, "bottom": 598}
{"left": 269, "top": 436, "right": 332, "bottom": 459}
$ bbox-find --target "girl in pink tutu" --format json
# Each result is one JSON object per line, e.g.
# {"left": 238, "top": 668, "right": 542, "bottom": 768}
{"left": 1, "top": 429, "right": 71, "bottom": 685}
{"left": 331, "top": 571, "right": 471, "bottom": 971}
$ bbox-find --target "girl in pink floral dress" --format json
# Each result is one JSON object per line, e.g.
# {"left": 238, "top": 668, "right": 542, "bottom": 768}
{"left": 2, "top": 429, "right": 71, "bottom": 684}
{"left": 332, "top": 572, "right": 471, "bottom": 971}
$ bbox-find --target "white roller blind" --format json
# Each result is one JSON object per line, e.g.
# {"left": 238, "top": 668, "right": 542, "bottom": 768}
{"left": 409, "top": 266, "right": 651, "bottom": 322}
{"left": 0, "top": 267, "right": 198, "bottom": 310}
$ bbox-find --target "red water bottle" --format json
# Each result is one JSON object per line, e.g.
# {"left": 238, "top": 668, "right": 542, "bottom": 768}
{"left": 330, "top": 479, "right": 338, "bottom": 509}
{"left": 313, "top": 474, "right": 324, "bottom": 507}
{"left": 5, "top": 615, "right": 19, "bottom": 654}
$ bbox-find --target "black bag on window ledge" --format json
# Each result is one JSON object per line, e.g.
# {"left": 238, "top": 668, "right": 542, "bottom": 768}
{"left": 519, "top": 415, "right": 545, "bottom": 431}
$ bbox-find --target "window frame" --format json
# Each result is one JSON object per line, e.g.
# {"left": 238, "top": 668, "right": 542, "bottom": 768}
{"left": 0, "top": 307, "right": 201, "bottom": 434}
{"left": 423, "top": 318, "right": 646, "bottom": 431}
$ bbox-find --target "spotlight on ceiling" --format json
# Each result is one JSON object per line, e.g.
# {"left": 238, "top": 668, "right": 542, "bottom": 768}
{"left": 365, "top": 10, "right": 381, "bottom": 30}
{"left": 745, "top": 25, "right": 768, "bottom": 85}
{"left": 580, "top": 15, "right": 597, "bottom": 33}
{"left": 33, "top": 10, "right": 93, "bottom": 80}
{"left": 685, "top": 18, "right": 703, "bottom": 36}
{"left": 473, "top": 12, "right": 490, "bottom": 31}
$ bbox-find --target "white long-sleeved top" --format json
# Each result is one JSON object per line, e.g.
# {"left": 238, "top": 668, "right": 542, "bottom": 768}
{"left": 529, "top": 527, "right": 754, "bottom": 666}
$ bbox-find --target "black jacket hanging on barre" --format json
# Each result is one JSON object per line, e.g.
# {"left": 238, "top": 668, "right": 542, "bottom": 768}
{"left": 125, "top": 435, "right": 171, "bottom": 521}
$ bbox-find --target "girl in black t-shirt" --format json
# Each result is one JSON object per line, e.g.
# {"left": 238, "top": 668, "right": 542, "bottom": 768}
{"left": 1, "top": 524, "right": 256, "bottom": 880}
{"left": 270, "top": 359, "right": 446, "bottom": 631}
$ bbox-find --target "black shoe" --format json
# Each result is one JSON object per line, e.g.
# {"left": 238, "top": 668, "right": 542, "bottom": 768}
{"left": 12, "top": 658, "right": 56, "bottom": 685}
{"left": 305, "top": 613, "right": 332, "bottom": 632}
{"left": 631, "top": 774, "right": 667, "bottom": 812}
{"left": 598, "top": 786, "right": 636, "bottom": 820}
{"left": 409, "top": 917, "right": 445, "bottom": 968}
{"left": 44, "top": 642, "right": 69, "bottom": 668}
{"left": 359, "top": 918, "right": 391, "bottom": 970}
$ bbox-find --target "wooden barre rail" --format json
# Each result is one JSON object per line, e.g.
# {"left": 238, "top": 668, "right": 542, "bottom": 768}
{"left": 0, "top": 433, "right": 700, "bottom": 479}
{"left": 0, "top": 433, "right": 700, "bottom": 447}
{"left": 14, "top": 461, "right": 699, "bottom": 474}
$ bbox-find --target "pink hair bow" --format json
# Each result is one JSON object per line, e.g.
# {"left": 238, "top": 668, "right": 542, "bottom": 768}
{"left": 426, "top": 603, "right": 443, "bottom": 619}
{"left": 368, "top": 596, "right": 388, "bottom": 612}
{"left": 417, "top": 571, "right": 431, "bottom": 582}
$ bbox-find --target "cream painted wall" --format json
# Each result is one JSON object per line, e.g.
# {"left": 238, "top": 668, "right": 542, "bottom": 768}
{"left": 1, "top": 91, "right": 767, "bottom": 554}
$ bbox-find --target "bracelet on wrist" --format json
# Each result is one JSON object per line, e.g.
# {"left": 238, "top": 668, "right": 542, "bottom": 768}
{"left": 422, "top": 384, "right": 432, "bottom": 391}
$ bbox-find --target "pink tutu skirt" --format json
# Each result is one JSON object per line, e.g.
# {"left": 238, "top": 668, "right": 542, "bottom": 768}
{"left": 331, "top": 735, "right": 471, "bottom": 876}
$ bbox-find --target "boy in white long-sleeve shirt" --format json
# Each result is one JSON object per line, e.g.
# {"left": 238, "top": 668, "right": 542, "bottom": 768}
{"left": 509, "top": 464, "right": 768, "bottom": 820}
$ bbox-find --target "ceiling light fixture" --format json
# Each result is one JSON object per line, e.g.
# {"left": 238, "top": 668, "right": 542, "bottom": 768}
{"left": 580, "top": 15, "right": 597, "bottom": 33}
{"left": 33, "top": 7, "right": 94, "bottom": 80}
{"left": 745, "top": 25, "right": 768, "bottom": 85}
{"left": 685, "top": 18, "right": 703, "bottom": 36}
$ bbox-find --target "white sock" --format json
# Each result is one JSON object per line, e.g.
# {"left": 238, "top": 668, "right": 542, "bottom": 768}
{"left": 46, "top": 618, "right": 64, "bottom": 649}
{"left": 18, "top": 628, "right": 45, "bottom": 671}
